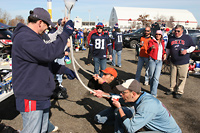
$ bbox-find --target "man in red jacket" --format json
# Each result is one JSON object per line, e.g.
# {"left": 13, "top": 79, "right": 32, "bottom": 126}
{"left": 86, "top": 28, "right": 97, "bottom": 65}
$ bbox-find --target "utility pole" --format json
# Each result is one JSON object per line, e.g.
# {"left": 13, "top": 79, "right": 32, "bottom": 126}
{"left": 88, "top": 10, "right": 91, "bottom": 29}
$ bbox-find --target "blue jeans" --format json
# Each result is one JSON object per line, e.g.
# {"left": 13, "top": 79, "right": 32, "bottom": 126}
{"left": 149, "top": 57, "right": 163, "bottom": 97}
{"left": 93, "top": 57, "right": 107, "bottom": 77}
{"left": 112, "top": 50, "right": 122, "bottom": 66}
{"left": 94, "top": 106, "right": 135, "bottom": 133}
{"left": 48, "top": 120, "right": 55, "bottom": 132}
{"left": 55, "top": 57, "right": 65, "bottom": 85}
{"left": 114, "top": 107, "right": 135, "bottom": 133}
{"left": 20, "top": 108, "right": 49, "bottom": 133}
{"left": 94, "top": 107, "right": 115, "bottom": 125}
{"left": 135, "top": 56, "right": 149, "bottom": 82}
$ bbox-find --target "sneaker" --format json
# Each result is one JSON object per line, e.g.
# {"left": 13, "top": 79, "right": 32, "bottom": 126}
{"left": 165, "top": 90, "right": 173, "bottom": 95}
{"left": 52, "top": 126, "right": 59, "bottom": 132}
{"left": 175, "top": 94, "right": 182, "bottom": 99}
{"left": 59, "top": 84, "right": 64, "bottom": 88}
{"left": 144, "top": 81, "right": 149, "bottom": 86}
{"left": 116, "top": 65, "right": 121, "bottom": 68}
{"left": 82, "top": 48, "right": 86, "bottom": 51}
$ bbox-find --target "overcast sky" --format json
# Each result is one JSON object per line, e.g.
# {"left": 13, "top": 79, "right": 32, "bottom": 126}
{"left": 1, "top": 0, "right": 200, "bottom": 25}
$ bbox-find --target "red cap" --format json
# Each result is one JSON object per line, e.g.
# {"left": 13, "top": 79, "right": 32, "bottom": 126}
{"left": 166, "top": 28, "right": 170, "bottom": 31}
{"left": 101, "top": 67, "right": 118, "bottom": 78}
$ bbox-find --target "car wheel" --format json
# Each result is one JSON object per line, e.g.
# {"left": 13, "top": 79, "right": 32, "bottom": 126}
{"left": 129, "top": 40, "right": 138, "bottom": 49}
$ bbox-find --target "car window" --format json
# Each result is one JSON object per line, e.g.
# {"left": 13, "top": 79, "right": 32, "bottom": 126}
{"left": 135, "top": 28, "right": 145, "bottom": 34}
{"left": 0, "top": 29, "right": 12, "bottom": 39}
{"left": 188, "top": 30, "right": 200, "bottom": 34}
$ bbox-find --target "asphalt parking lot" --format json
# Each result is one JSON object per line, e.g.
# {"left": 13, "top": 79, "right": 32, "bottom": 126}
{"left": 1, "top": 48, "right": 200, "bottom": 133}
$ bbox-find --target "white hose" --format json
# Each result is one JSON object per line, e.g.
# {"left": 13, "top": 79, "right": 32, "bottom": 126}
{"left": 73, "top": 58, "right": 94, "bottom": 76}
{"left": 70, "top": 36, "right": 96, "bottom": 93}
{"left": 70, "top": 41, "right": 111, "bottom": 98}
{"left": 67, "top": 11, "right": 110, "bottom": 98}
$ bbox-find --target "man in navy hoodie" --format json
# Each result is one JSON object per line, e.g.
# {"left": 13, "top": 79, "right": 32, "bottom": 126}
{"left": 112, "top": 23, "right": 123, "bottom": 68}
{"left": 166, "top": 25, "right": 195, "bottom": 99}
{"left": 12, "top": 7, "right": 76, "bottom": 132}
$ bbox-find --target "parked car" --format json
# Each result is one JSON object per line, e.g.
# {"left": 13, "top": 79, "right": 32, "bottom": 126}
{"left": 188, "top": 29, "right": 200, "bottom": 35}
{"left": 0, "top": 28, "right": 13, "bottom": 55}
{"left": 123, "top": 28, "right": 145, "bottom": 49}
{"left": 190, "top": 33, "right": 200, "bottom": 50}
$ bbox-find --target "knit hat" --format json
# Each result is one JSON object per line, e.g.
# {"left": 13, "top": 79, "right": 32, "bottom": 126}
{"left": 156, "top": 30, "right": 163, "bottom": 35}
{"left": 30, "top": 7, "right": 56, "bottom": 27}
{"left": 116, "top": 79, "right": 141, "bottom": 93}
{"left": 114, "top": 23, "right": 118, "bottom": 29}
{"left": 101, "top": 67, "right": 118, "bottom": 78}
{"left": 96, "top": 22, "right": 104, "bottom": 27}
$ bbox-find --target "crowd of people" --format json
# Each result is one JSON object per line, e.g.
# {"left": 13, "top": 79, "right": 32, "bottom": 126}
{"left": 6, "top": 6, "right": 196, "bottom": 133}
{"left": 86, "top": 19, "right": 194, "bottom": 132}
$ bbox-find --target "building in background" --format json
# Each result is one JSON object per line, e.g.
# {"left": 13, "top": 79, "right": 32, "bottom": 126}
{"left": 74, "top": 17, "right": 95, "bottom": 29}
{"left": 109, "top": 7, "right": 198, "bottom": 31}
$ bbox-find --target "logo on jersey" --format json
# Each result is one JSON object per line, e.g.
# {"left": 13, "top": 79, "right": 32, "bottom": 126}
{"left": 171, "top": 40, "right": 185, "bottom": 45}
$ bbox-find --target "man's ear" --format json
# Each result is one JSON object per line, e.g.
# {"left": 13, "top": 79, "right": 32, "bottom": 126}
{"left": 37, "top": 20, "right": 43, "bottom": 27}
{"left": 131, "top": 91, "right": 137, "bottom": 97}
{"left": 111, "top": 76, "right": 115, "bottom": 81}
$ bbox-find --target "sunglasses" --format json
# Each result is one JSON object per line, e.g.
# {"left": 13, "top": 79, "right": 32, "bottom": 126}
{"left": 42, "top": 20, "right": 49, "bottom": 27}
{"left": 145, "top": 30, "right": 150, "bottom": 32}
{"left": 155, "top": 34, "right": 161, "bottom": 35}
{"left": 175, "top": 30, "right": 180, "bottom": 33}
{"left": 97, "top": 27, "right": 103, "bottom": 29}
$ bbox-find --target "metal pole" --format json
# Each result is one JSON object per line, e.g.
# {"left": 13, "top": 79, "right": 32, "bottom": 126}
{"left": 89, "top": 10, "right": 91, "bottom": 29}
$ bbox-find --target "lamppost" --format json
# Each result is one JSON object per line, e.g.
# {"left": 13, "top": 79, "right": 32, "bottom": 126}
{"left": 63, "top": 0, "right": 77, "bottom": 18}
{"left": 63, "top": 0, "right": 97, "bottom": 94}
{"left": 88, "top": 10, "right": 91, "bottom": 29}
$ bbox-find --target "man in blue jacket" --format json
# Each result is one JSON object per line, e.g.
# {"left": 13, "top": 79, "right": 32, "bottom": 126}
{"left": 112, "top": 79, "right": 182, "bottom": 133}
{"left": 12, "top": 7, "right": 76, "bottom": 133}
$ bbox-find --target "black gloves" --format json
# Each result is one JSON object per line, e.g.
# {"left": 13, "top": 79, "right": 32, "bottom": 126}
{"left": 65, "top": 67, "right": 77, "bottom": 80}
{"left": 63, "top": 20, "right": 74, "bottom": 36}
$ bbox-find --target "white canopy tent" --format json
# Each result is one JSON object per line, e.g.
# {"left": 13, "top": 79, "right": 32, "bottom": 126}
{"left": 109, "top": 7, "right": 198, "bottom": 30}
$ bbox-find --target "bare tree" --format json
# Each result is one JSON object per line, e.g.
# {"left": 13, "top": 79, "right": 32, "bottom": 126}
{"left": 167, "top": 16, "right": 175, "bottom": 28}
{"left": 8, "top": 15, "right": 25, "bottom": 26}
{"left": 137, "top": 14, "right": 152, "bottom": 27}
{"left": 0, "top": 8, "right": 11, "bottom": 24}
{"left": 131, "top": 21, "right": 136, "bottom": 29}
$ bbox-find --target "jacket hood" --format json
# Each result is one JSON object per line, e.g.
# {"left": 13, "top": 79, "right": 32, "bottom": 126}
{"left": 12, "top": 23, "right": 37, "bottom": 42}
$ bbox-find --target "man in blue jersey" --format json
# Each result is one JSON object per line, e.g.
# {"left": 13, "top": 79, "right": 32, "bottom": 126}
{"left": 89, "top": 22, "right": 112, "bottom": 77}
{"left": 166, "top": 25, "right": 195, "bottom": 99}
{"left": 112, "top": 24, "right": 123, "bottom": 68}
{"left": 112, "top": 79, "right": 182, "bottom": 133}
